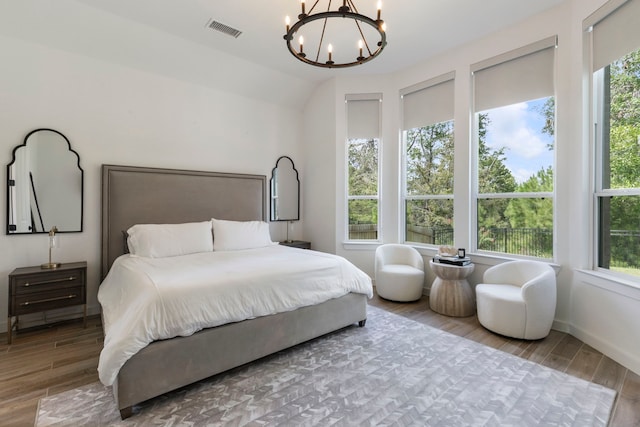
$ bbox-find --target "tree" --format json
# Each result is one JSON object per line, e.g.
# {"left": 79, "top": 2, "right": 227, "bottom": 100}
{"left": 347, "top": 138, "right": 379, "bottom": 227}
{"left": 405, "top": 121, "right": 454, "bottom": 238}
{"left": 603, "top": 49, "right": 640, "bottom": 270}
{"left": 505, "top": 166, "right": 553, "bottom": 229}
{"left": 477, "top": 113, "right": 517, "bottom": 232}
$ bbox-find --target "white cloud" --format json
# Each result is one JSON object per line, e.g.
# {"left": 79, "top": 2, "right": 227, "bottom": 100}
{"left": 484, "top": 101, "right": 553, "bottom": 183}
{"left": 486, "top": 102, "right": 547, "bottom": 159}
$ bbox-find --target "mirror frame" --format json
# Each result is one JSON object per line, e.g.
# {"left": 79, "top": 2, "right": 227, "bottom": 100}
{"left": 269, "top": 155, "right": 300, "bottom": 222}
{"left": 6, "top": 128, "right": 84, "bottom": 234}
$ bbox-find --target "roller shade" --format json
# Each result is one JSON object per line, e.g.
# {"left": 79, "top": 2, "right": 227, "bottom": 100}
{"left": 589, "top": 0, "right": 640, "bottom": 71}
{"left": 473, "top": 37, "right": 556, "bottom": 112}
{"left": 402, "top": 76, "right": 454, "bottom": 130}
{"left": 346, "top": 94, "right": 381, "bottom": 139}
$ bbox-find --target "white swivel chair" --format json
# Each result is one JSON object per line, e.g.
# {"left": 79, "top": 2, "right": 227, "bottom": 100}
{"left": 374, "top": 244, "right": 425, "bottom": 302}
{"left": 476, "top": 260, "right": 556, "bottom": 340}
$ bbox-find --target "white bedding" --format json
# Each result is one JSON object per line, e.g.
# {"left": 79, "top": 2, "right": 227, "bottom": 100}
{"left": 97, "top": 245, "right": 373, "bottom": 386}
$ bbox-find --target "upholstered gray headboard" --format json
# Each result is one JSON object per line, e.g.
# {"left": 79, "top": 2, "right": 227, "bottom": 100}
{"left": 101, "top": 164, "right": 267, "bottom": 280}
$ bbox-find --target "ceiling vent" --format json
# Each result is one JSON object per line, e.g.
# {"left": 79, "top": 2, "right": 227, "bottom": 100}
{"left": 206, "top": 19, "right": 242, "bottom": 38}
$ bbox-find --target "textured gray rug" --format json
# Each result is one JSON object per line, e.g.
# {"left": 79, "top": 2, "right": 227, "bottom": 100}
{"left": 36, "top": 306, "right": 616, "bottom": 426}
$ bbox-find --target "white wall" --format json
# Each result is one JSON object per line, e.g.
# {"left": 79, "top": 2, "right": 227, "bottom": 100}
{"left": 313, "top": 0, "right": 640, "bottom": 375}
{"left": 0, "top": 34, "right": 304, "bottom": 330}
{"left": 301, "top": 79, "right": 336, "bottom": 254}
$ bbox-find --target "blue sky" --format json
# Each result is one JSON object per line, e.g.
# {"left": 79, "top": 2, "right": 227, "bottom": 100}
{"left": 483, "top": 97, "right": 554, "bottom": 184}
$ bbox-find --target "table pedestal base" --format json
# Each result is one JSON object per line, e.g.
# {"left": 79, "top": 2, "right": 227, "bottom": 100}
{"left": 429, "top": 261, "right": 475, "bottom": 317}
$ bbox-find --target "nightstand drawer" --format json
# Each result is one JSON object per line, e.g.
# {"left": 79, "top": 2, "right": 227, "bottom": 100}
{"left": 12, "top": 286, "right": 85, "bottom": 315}
{"left": 13, "top": 269, "right": 85, "bottom": 295}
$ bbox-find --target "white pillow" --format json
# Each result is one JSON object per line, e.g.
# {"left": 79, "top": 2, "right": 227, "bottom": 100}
{"left": 127, "top": 221, "right": 213, "bottom": 258}
{"left": 212, "top": 218, "right": 276, "bottom": 251}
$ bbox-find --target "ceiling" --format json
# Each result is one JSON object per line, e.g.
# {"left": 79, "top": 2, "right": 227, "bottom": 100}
{"left": 72, "top": 0, "right": 565, "bottom": 82}
{"left": 0, "top": 1, "right": 566, "bottom": 107}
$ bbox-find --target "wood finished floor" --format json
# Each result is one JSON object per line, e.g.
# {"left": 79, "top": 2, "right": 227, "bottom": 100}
{"left": 1, "top": 295, "right": 638, "bottom": 427}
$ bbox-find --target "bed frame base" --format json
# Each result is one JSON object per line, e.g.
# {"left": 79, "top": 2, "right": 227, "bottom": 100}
{"left": 114, "top": 292, "right": 368, "bottom": 419}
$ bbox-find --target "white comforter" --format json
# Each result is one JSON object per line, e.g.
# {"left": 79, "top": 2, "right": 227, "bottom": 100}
{"left": 97, "top": 245, "right": 373, "bottom": 386}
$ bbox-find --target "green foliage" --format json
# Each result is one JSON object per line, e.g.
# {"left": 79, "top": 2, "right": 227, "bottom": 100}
{"left": 477, "top": 113, "right": 518, "bottom": 231}
{"left": 405, "top": 121, "right": 454, "bottom": 196}
{"left": 477, "top": 114, "right": 518, "bottom": 195}
{"left": 348, "top": 138, "right": 378, "bottom": 196}
{"left": 534, "top": 97, "right": 555, "bottom": 147}
{"left": 404, "top": 121, "right": 455, "bottom": 232}
{"left": 347, "top": 138, "right": 379, "bottom": 228}
{"left": 610, "top": 50, "right": 640, "bottom": 126}
{"left": 505, "top": 167, "right": 554, "bottom": 229}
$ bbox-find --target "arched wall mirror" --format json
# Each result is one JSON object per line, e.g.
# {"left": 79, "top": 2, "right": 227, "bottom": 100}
{"left": 7, "top": 129, "right": 83, "bottom": 234}
{"left": 270, "top": 156, "right": 300, "bottom": 221}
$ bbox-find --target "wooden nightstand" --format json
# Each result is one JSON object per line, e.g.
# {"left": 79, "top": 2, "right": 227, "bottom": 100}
{"left": 279, "top": 240, "right": 311, "bottom": 249}
{"left": 7, "top": 261, "right": 87, "bottom": 344}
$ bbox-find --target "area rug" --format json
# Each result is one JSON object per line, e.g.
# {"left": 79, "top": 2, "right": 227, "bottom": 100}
{"left": 36, "top": 306, "right": 616, "bottom": 426}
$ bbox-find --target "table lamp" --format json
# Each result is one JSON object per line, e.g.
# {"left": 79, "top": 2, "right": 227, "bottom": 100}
{"left": 41, "top": 226, "right": 62, "bottom": 269}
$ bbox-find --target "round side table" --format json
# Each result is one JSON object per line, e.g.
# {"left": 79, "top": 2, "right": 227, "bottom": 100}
{"left": 429, "top": 260, "right": 475, "bottom": 317}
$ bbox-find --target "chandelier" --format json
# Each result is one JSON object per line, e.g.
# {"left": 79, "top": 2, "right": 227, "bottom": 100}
{"left": 283, "top": 0, "right": 387, "bottom": 68}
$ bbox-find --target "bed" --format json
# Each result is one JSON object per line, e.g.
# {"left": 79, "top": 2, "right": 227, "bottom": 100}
{"left": 99, "top": 164, "right": 372, "bottom": 419}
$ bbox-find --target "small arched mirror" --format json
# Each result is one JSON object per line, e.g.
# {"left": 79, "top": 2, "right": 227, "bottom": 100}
{"left": 270, "top": 156, "right": 300, "bottom": 221}
{"left": 7, "top": 129, "right": 83, "bottom": 234}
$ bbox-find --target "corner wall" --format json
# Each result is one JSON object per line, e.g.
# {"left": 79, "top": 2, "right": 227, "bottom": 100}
{"left": 308, "top": 0, "right": 640, "bottom": 375}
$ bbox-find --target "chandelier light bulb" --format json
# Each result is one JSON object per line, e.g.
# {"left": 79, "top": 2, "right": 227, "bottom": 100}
{"left": 285, "top": 16, "right": 290, "bottom": 33}
{"left": 377, "top": 1, "right": 382, "bottom": 20}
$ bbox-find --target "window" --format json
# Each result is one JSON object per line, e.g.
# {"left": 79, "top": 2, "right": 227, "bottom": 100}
{"left": 588, "top": 0, "right": 640, "bottom": 277}
{"left": 472, "top": 37, "right": 556, "bottom": 258}
{"left": 346, "top": 94, "right": 382, "bottom": 241}
{"left": 401, "top": 73, "right": 455, "bottom": 246}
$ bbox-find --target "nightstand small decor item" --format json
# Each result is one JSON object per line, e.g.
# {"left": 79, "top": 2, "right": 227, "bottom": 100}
{"left": 41, "top": 226, "right": 61, "bottom": 269}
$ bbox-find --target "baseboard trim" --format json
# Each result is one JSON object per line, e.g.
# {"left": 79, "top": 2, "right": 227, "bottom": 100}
{"left": 569, "top": 323, "right": 640, "bottom": 376}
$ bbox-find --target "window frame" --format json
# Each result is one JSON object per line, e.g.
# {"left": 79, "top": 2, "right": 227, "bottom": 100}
{"left": 345, "top": 94, "right": 383, "bottom": 243}
{"left": 591, "top": 55, "right": 640, "bottom": 278}
{"left": 400, "top": 73, "right": 456, "bottom": 247}
{"left": 471, "top": 37, "right": 557, "bottom": 259}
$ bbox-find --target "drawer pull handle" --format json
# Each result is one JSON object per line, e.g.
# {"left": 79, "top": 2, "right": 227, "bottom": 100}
{"left": 20, "top": 294, "right": 77, "bottom": 306}
{"left": 23, "top": 276, "right": 77, "bottom": 287}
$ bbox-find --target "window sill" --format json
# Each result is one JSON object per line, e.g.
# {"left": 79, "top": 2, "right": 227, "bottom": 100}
{"left": 575, "top": 269, "right": 640, "bottom": 300}
{"left": 342, "top": 241, "right": 381, "bottom": 251}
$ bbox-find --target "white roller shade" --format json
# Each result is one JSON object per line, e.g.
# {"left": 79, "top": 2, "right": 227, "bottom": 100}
{"left": 473, "top": 37, "right": 556, "bottom": 112}
{"left": 346, "top": 94, "right": 381, "bottom": 139}
{"left": 402, "top": 77, "right": 455, "bottom": 130}
{"left": 590, "top": 0, "right": 640, "bottom": 71}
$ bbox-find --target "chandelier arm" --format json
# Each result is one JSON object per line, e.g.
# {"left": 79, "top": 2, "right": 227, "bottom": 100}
{"left": 353, "top": 19, "right": 373, "bottom": 56}
{"left": 308, "top": 0, "right": 321, "bottom": 15}
{"left": 347, "top": 0, "right": 358, "bottom": 14}
{"left": 315, "top": 16, "right": 330, "bottom": 63}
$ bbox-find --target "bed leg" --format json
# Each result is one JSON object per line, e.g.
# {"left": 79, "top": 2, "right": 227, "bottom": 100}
{"left": 120, "top": 406, "right": 133, "bottom": 419}
{"left": 358, "top": 319, "right": 366, "bottom": 327}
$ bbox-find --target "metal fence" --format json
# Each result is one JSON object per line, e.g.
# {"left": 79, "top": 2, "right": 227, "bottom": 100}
{"left": 478, "top": 227, "right": 553, "bottom": 258}
{"left": 348, "top": 223, "right": 378, "bottom": 240}
{"left": 609, "top": 230, "right": 640, "bottom": 269}
{"left": 349, "top": 224, "right": 639, "bottom": 270}
{"left": 405, "top": 225, "right": 453, "bottom": 246}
